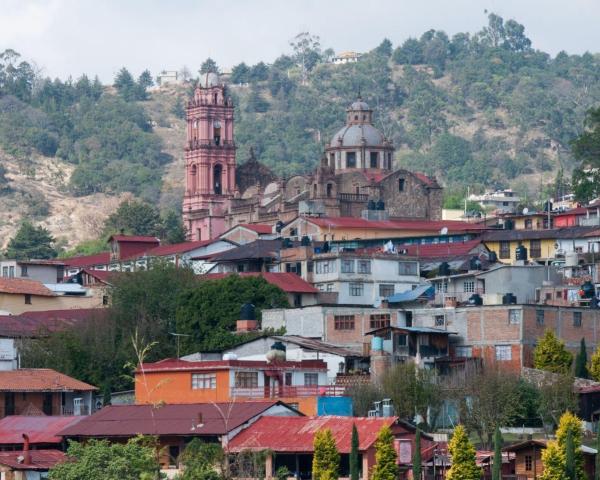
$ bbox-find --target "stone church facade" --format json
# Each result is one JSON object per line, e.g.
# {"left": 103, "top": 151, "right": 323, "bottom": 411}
{"left": 183, "top": 75, "right": 442, "bottom": 241}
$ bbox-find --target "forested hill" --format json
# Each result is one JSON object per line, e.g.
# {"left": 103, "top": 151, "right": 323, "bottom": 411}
{"left": 0, "top": 13, "right": 600, "bottom": 248}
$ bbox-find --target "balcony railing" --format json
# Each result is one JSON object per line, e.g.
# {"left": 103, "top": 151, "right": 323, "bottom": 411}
{"left": 338, "top": 193, "right": 368, "bottom": 202}
{"left": 231, "top": 385, "right": 346, "bottom": 398}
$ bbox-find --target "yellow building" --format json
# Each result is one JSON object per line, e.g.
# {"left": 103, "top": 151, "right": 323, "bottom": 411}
{"left": 482, "top": 230, "right": 559, "bottom": 263}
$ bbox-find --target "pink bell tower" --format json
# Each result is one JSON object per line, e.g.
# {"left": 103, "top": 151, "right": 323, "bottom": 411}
{"left": 182, "top": 73, "right": 236, "bottom": 241}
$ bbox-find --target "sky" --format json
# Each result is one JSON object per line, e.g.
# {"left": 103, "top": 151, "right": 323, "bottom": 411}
{"left": 1, "top": 0, "right": 599, "bottom": 82}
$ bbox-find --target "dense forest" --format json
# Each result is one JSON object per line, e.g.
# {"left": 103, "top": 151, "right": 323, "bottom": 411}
{"left": 1, "top": 13, "right": 600, "bottom": 220}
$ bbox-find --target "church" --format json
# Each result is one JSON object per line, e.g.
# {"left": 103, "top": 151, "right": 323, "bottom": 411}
{"left": 182, "top": 73, "right": 443, "bottom": 241}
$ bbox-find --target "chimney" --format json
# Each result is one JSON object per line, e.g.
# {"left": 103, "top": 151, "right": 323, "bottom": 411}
{"left": 236, "top": 303, "right": 258, "bottom": 333}
{"left": 22, "top": 434, "right": 30, "bottom": 465}
{"left": 197, "top": 412, "right": 203, "bottom": 427}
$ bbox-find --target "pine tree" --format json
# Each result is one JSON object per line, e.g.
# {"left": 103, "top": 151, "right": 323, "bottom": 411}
{"left": 492, "top": 426, "right": 502, "bottom": 480}
{"left": 5, "top": 221, "right": 57, "bottom": 259}
{"left": 590, "top": 348, "right": 600, "bottom": 381}
{"left": 312, "top": 429, "right": 340, "bottom": 480}
{"left": 540, "top": 440, "right": 566, "bottom": 480}
{"left": 533, "top": 330, "right": 573, "bottom": 374}
{"left": 446, "top": 425, "right": 481, "bottom": 480}
{"left": 565, "top": 430, "right": 576, "bottom": 480}
{"left": 575, "top": 338, "right": 589, "bottom": 378}
{"left": 372, "top": 425, "right": 398, "bottom": 480}
{"left": 413, "top": 428, "right": 422, "bottom": 480}
{"left": 350, "top": 424, "right": 359, "bottom": 480}
{"left": 556, "top": 411, "right": 585, "bottom": 480}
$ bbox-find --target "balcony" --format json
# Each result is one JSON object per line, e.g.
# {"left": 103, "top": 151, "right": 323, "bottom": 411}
{"left": 338, "top": 193, "right": 368, "bottom": 202}
{"left": 230, "top": 385, "right": 346, "bottom": 398}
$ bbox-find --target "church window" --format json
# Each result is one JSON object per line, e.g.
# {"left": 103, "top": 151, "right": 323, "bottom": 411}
{"left": 355, "top": 186, "right": 360, "bottom": 195}
{"left": 326, "top": 183, "right": 333, "bottom": 198}
{"left": 354, "top": 115, "right": 358, "bottom": 121}
{"left": 213, "top": 120, "right": 221, "bottom": 146}
{"left": 329, "top": 153, "right": 334, "bottom": 166}
{"left": 213, "top": 164, "right": 223, "bottom": 195}
{"left": 370, "top": 152, "right": 379, "bottom": 168}
{"left": 346, "top": 152, "right": 356, "bottom": 168}
{"left": 362, "top": 115, "right": 366, "bottom": 121}
{"left": 213, "top": 93, "right": 218, "bottom": 103}
{"left": 398, "top": 178, "right": 405, "bottom": 192}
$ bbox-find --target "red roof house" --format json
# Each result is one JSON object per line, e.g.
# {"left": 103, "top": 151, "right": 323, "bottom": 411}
{"left": 0, "top": 415, "right": 83, "bottom": 450}
{"left": 0, "top": 449, "right": 66, "bottom": 474}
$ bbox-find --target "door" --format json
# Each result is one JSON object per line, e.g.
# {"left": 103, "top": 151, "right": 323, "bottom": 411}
{"left": 42, "top": 393, "right": 53, "bottom": 415}
{"left": 4, "top": 393, "right": 14, "bottom": 416}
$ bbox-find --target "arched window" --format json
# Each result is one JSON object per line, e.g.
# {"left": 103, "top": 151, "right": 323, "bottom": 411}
{"left": 327, "top": 183, "right": 333, "bottom": 198}
{"left": 213, "top": 120, "right": 221, "bottom": 146}
{"left": 213, "top": 164, "right": 223, "bottom": 195}
{"left": 213, "top": 93, "right": 218, "bottom": 103}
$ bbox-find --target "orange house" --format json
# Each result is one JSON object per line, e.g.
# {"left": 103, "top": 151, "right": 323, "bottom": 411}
{"left": 135, "top": 358, "right": 336, "bottom": 415}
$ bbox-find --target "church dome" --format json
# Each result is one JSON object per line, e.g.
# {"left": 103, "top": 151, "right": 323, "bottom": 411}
{"left": 350, "top": 99, "right": 370, "bottom": 111}
{"left": 202, "top": 72, "right": 220, "bottom": 88}
{"left": 330, "top": 124, "right": 386, "bottom": 147}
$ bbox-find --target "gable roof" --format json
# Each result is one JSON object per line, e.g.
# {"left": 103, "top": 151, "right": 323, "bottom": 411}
{"left": 0, "top": 449, "right": 66, "bottom": 471}
{"left": 0, "top": 416, "right": 84, "bottom": 445}
{"left": 0, "top": 278, "right": 54, "bottom": 297}
{"left": 401, "top": 240, "right": 485, "bottom": 258}
{"left": 228, "top": 416, "right": 398, "bottom": 453}
{"left": 0, "top": 369, "right": 96, "bottom": 392}
{"left": 59, "top": 401, "right": 295, "bottom": 437}
{"left": 304, "top": 217, "right": 485, "bottom": 233}
{"left": 142, "top": 239, "right": 224, "bottom": 257}
{"left": 202, "top": 272, "right": 318, "bottom": 293}
{"left": 61, "top": 252, "right": 111, "bottom": 268}
{"left": 108, "top": 235, "right": 160, "bottom": 243}
{"left": 209, "top": 239, "right": 283, "bottom": 262}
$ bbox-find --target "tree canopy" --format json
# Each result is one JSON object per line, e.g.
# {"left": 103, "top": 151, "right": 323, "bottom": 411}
{"left": 533, "top": 330, "right": 573, "bottom": 374}
{"left": 312, "top": 429, "right": 340, "bottom": 480}
{"left": 4, "top": 221, "right": 58, "bottom": 259}
{"left": 446, "top": 425, "right": 481, "bottom": 480}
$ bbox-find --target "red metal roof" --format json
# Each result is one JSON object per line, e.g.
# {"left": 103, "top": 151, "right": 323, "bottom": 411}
{"left": 238, "top": 224, "right": 274, "bottom": 234}
{"left": 80, "top": 269, "right": 113, "bottom": 284}
{"left": 0, "top": 416, "right": 84, "bottom": 445}
{"left": 0, "top": 278, "right": 54, "bottom": 297}
{"left": 0, "top": 449, "right": 66, "bottom": 470}
{"left": 229, "top": 416, "right": 397, "bottom": 453}
{"left": 413, "top": 172, "right": 438, "bottom": 187}
{"left": 59, "top": 401, "right": 290, "bottom": 437}
{"left": 138, "top": 358, "right": 327, "bottom": 374}
{"left": 401, "top": 240, "right": 484, "bottom": 258}
{"left": 0, "top": 369, "right": 96, "bottom": 392}
{"left": 108, "top": 235, "right": 160, "bottom": 243}
{"left": 61, "top": 252, "right": 110, "bottom": 268}
{"left": 203, "top": 272, "right": 318, "bottom": 293}
{"left": 143, "top": 240, "right": 216, "bottom": 257}
{"left": 0, "top": 309, "right": 106, "bottom": 337}
{"left": 305, "top": 217, "right": 485, "bottom": 232}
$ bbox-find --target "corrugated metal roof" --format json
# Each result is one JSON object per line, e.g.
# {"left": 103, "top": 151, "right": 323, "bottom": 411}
{"left": 0, "top": 415, "right": 84, "bottom": 445}
{"left": 138, "top": 358, "right": 327, "bottom": 373}
{"left": 143, "top": 240, "right": 218, "bottom": 257}
{"left": 59, "top": 401, "right": 290, "bottom": 437}
{"left": 386, "top": 284, "right": 434, "bottom": 303}
{"left": 0, "top": 449, "right": 66, "bottom": 470}
{"left": 62, "top": 252, "right": 111, "bottom": 268}
{"left": 202, "top": 272, "right": 318, "bottom": 294}
{"left": 229, "top": 416, "right": 397, "bottom": 453}
{"left": 401, "top": 240, "right": 484, "bottom": 258}
{"left": 483, "top": 226, "right": 600, "bottom": 241}
{"left": 366, "top": 326, "right": 457, "bottom": 336}
{"left": 270, "top": 336, "right": 364, "bottom": 357}
{"left": 108, "top": 235, "right": 160, "bottom": 243}
{"left": 306, "top": 217, "right": 485, "bottom": 232}
{"left": 0, "top": 309, "right": 107, "bottom": 338}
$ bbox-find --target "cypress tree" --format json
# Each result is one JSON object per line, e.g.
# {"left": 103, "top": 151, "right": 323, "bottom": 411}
{"left": 372, "top": 425, "right": 398, "bottom": 480}
{"left": 312, "top": 429, "right": 340, "bottom": 480}
{"left": 413, "top": 428, "right": 422, "bottom": 480}
{"left": 565, "top": 429, "right": 576, "bottom": 480}
{"left": 575, "top": 338, "right": 589, "bottom": 378}
{"left": 492, "top": 426, "right": 502, "bottom": 480}
{"left": 350, "top": 424, "right": 359, "bottom": 480}
{"left": 446, "top": 425, "right": 481, "bottom": 480}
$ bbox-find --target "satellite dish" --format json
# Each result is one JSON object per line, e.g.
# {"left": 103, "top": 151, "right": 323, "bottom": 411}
{"left": 522, "top": 207, "right": 529, "bottom": 215}
{"left": 440, "top": 227, "right": 448, "bottom": 236}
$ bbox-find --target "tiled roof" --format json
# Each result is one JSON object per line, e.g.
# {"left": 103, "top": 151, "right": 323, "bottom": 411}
{"left": 0, "top": 416, "right": 84, "bottom": 445}
{"left": 401, "top": 240, "right": 484, "bottom": 258}
{"left": 306, "top": 217, "right": 485, "bottom": 232}
{"left": 202, "top": 272, "right": 318, "bottom": 293}
{"left": 209, "top": 239, "right": 283, "bottom": 261}
{"left": 229, "top": 416, "right": 397, "bottom": 453}
{"left": 0, "top": 449, "right": 66, "bottom": 470}
{"left": 238, "top": 224, "right": 274, "bottom": 234}
{"left": 138, "top": 358, "right": 327, "bottom": 373}
{"left": 413, "top": 172, "right": 439, "bottom": 187}
{"left": 0, "top": 278, "right": 54, "bottom": 297}
{"left": 59, "top": 401, "right": 291, "bottom": 437}
{"left": 61, "top": 252, "right": 110, "bottom": 268}
{"left": 0, "top": 369, "right": 96, "bottom": 392}
{"left": 143, "top": 240, "right": 216, "bottom": 257}
{"left": 108, "top": 235, "right": 160, "bottom": 243}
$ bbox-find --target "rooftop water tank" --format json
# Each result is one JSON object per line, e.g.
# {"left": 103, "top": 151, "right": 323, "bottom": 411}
{"left": 371, "top": 336, "right": 383, "bottom": 352}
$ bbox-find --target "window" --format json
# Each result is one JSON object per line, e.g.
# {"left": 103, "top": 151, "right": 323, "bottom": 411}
{"left": 24, "top": 294, "right": 32, "bottom": 305}
{"left": 341, "top": 259, "right": 355, "bottom": 273}
{"left": 463, "top": 280, "right": 475, "bottom": 293}
{"left": 398, "top": 178, "right": 405, "bottom": 192}
{"left": 435, "top": 315, "right": 445, "bottom": 326}
{"left": 536, "top": 309, "right": 544, "bottom": 325}
{"left": 286, "top": 262, "right": 302, "bottom": 275}
{"left": 398, "top": 262, "right": 418, "bottom": 276}
{"left": 379, "top": 284, "right": 395, "bottom": 297}
{"left": 20, "top": 265, "right": 28, "bottom": 277}
{"left": 436, "top": 281, "right": 447, "bottom": 293}
{"left": 334, "top": 315, "right": 355, "bottom": 330}
{"left": 525, "top": 455, "right": 533, "bottom": 471}
{"left": 307, "top": 261, "right": 314, "bottom": 273}
{"left": 294, "top": 294, "right": 302, "bottom": 307}
{"left": 574, "top": 311, "right": 582, "bottom": 327}
{"left": 349, "top": 283, "right": 364, "bottom": 296}
{"left": 235, "top": 372, "right": 258, "bottom": 388}
{"left": 524, "top": 219, "right": 533, "bottom": 230}
{"left": 398, "top": 334, "right": 407, "bottom": 346}
{"left": 346, "top": 151, "right": 356, "bottom": 168}
{"left": 192, "top": 373, "right": 216, "bottom": 389}
{"left": 530, "top": 239, "right": 542, "bottom": 258}
{"left": 326, "top": 283, "right": 334, "bottom": 292}
{"left": 508, "top": 309, "right": 521, "bottom": 325}
{"left": 370, "top": 314, "right": 391, "bottom": 329}
{"left": 1, "top": 267, "right": 7, "bottom": 277}
{"left": 8, "top": 266, "right": 14, "bottom": 278}
{"left": 499, "top": 241, "right": 511, "bottom": 259}
{"left": 304, "top": 373, "right": 319, "bottom": 386}
{"left": 495, "top": 345, "right": 512, "bottom": 361}
{"left": 370, "top": 152, "right": 379, "bottom": 168}
{"left": 455, "top": 346, "right": 472, "bottom": 358}
{"left": 358, "top": 260, "right": 371, "bottom": 274}
{"left": 102, "top": 295, "right": 109, "bottom": 306}
{"left": 326, "top": 183, "right": 333, "bottom": 198}
{"left": 316, "top": 261, "right": 335, "bottom": 274}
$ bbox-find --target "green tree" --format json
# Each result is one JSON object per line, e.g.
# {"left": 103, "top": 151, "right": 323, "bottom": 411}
{"left": 565, "top": 429, "right": 576, "bottom": 480}
{"left": 312, "top": 429, "right": 340, "bottom": 480}
{"left": 246, "top": 85, "right": 269, "bottom": 113}
{"left": 249, "top": 62, "right": 269, "bottom": 82}
{"left": 350, "top": 424, "right": 360, "bottom": 480}
{"left": 575, "top": 338, "right": 589, "bottom": 378}
{"left": 200, "top": 58, "right": 219, "bottom": 75}
{"left": 231, "top": 63, "right": 250, "bottom": 84}
{"left": 5, "top": 221, "right": 58, "bottom": 259}
{"left": 556, "top": 411, "right": 585, "bottom": 480}
{"left": 590, "top": 348, "right": 600, "bottom": 381}
{"left": 371, "top": 425, "right": 398, "bottom": 480}
{"left": 492, "top": 427, "right": 502, "bottom": 480}
{"left": 533, "top": 330, "right": 573, "bottom": 374}
{"left": 113, "top": 67, "right": 138, "bottom": 101}
{"left": 178, "top": 439, "right": 224, "bottom": 480}
{"left": 48, "top": 437, "right": 158, "bottom": 480}
{"left": 446, "top": 425, "right": 481, "bottom": 480}
{"left": 138, "top": 70, "right": 154, "bottom": 89}
{"left": 537, "top": 374, "right": 578, "bottom": 427}
{"left": 413, "top": 428, "right": 422, "bottom": 480}
{"left": 540, "top": 440, "right": 566, "bottom": 480}
{"left": 160, "top": 210, "right": 187, "bottom": 244}
{"left": 103, "top": 199, "right": 162, "bottom": 237}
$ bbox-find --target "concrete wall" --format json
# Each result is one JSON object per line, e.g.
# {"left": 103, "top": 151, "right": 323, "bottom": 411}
{"left": 262, "top": 306, "right": 325, "bottom": 337}
{"left": 0, "top": 292, "right": 104, "bottom": 315}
